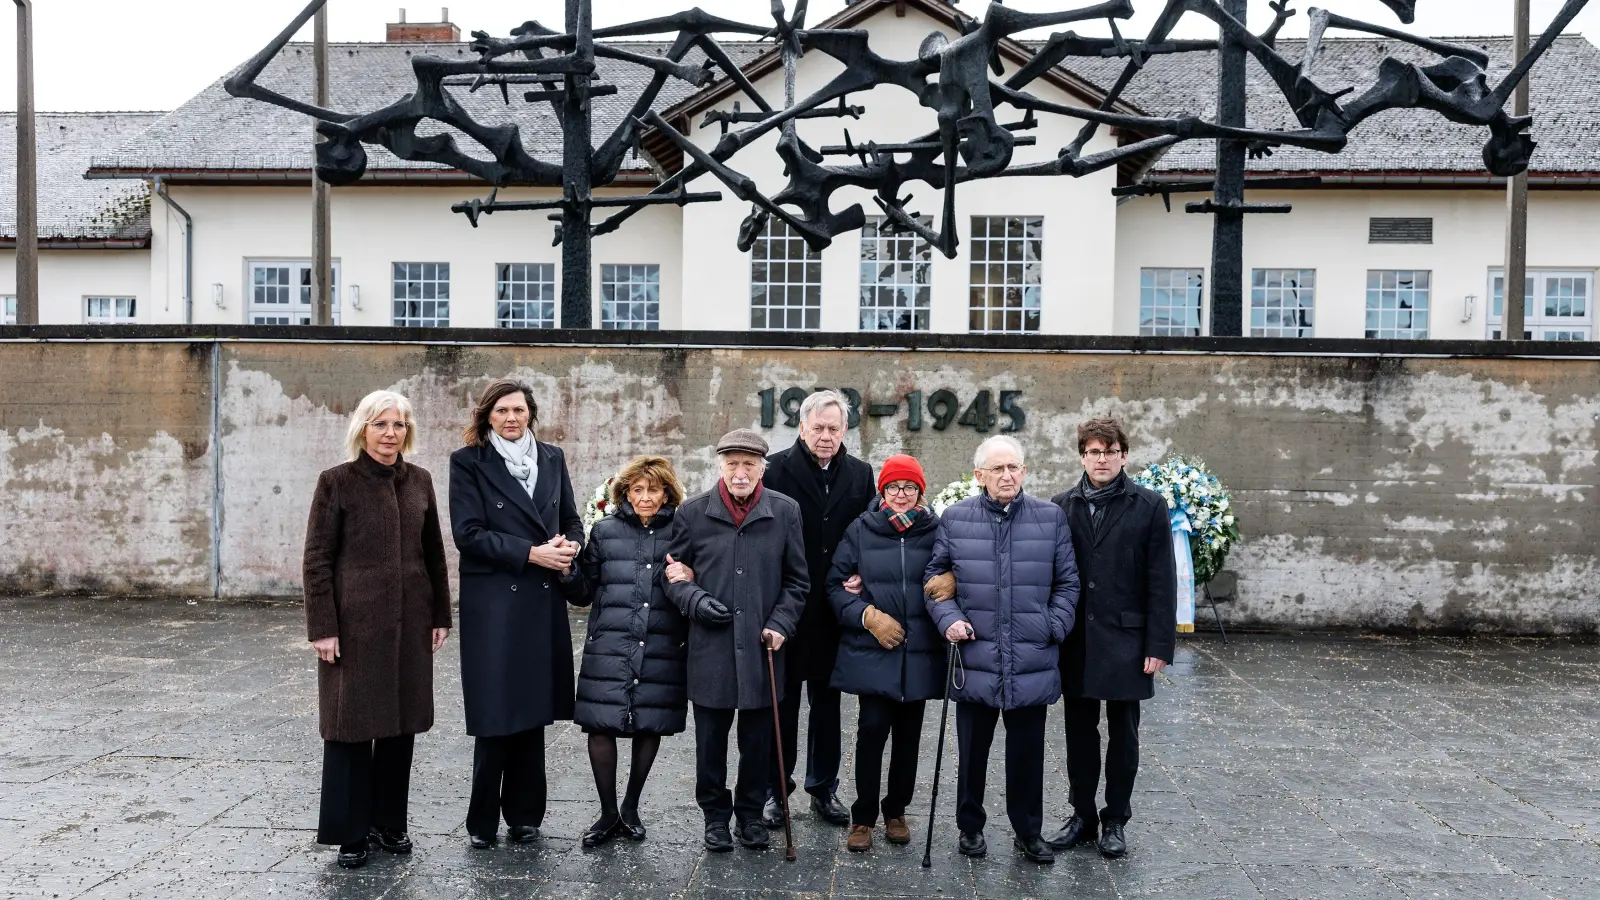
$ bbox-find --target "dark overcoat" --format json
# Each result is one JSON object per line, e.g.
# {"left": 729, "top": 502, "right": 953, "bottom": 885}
{"left": 662, "top": 487, "right": 808, "bottom": 710}
{"left": 567, "top": 503, "right": 689, "bottom": 736}
{"left": 924, "top": 491, "right": 1079, "bottom": 711}
{"left": 763, "top": 440, "right": 875, "bottom": 683}
{"left": 1052, "top": 475, "right": 1178, "bottom": 702}
{"left": 826, "top": 502, "right": 948, "bottom": 703}
{"left": 449, "top": 441, "right": 583, "bottom": 737}
{"left": 303, "top": 451, "right": 453, "bottom": 743}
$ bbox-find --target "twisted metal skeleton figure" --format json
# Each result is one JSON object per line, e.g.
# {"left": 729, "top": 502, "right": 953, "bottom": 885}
{"left": 226, "top": 0, "right": 1588, "bottom": 327}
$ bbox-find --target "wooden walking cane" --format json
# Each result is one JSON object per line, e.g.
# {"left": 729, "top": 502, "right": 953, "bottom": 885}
{"left": 922, "top": 640, "right": 961, "bottom": 868}
{"left": 766, "top": 642, "right": 797, "bottom": 862}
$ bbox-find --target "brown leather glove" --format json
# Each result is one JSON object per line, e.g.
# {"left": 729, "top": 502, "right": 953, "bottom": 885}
{"left": 862, "top": 605, "right": 906, "bottom": 650}
{"left": 925, "top": 572, "right": 957, "bottom": 602}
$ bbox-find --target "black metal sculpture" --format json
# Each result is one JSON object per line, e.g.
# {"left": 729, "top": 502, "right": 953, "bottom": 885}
{"left": 227, "top": 0, "right": 1588, "bottom": 332}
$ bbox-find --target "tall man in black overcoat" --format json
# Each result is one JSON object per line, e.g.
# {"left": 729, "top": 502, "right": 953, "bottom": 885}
{"left": 761, "top": 390, "right": 875, "bottom": 826}
{"left": 1047, "top": 417, "right": 1176, "bottom": 859}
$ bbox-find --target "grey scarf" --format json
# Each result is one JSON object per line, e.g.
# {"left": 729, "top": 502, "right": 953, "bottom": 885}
{"left": 489, "top": 431, "right": 538, "bottom": 497}
{"left": 1078, "top": 471, "right": 1127, "bottom": 537}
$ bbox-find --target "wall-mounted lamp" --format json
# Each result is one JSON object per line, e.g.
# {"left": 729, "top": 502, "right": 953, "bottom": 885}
{"left": 212, "top": 283, "right": 225, "bottom": 309}
{"left": 1463, "top": 294, "right": 1477, "bottom": 323}
{"left": 349, "top": 284, "right": 362, "bottom": 310}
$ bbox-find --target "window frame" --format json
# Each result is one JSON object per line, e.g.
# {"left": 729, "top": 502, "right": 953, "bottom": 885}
{"left": 246, "top": 259, "right": 342, "bottom": 325}
{"left": 391, "top": 262, "right": 452, "bottom": 328}
{"left": 967, "top": 215, "right": 1043, "bottom": 335}
{"left": 750, "top": 219, "right": 822, "bottom": 331}
{"left": 1249, "top": 268, "right": 1316, "bottom": 338}
{"left": 858, "top": 216, "right": 932, "bottom": 332}
{"left": 84, "top": 296, "right": 138, "bottom": 324}
{"left": 1486, "top": 268, "right": 1593, "bottom": 341}
{"left": 1364, "top": 269, "right": 1431, "bottom": 340}
{"left": 1, "top": 295, "right": 15, "bottom": 325}
{"left": 600, "top": 264, "right": 661, "bottom": 331}
{"left": 1139, "top": 268, "right": 1205, "bottom": 337}
{"left": 495, "top": 263, "right": 557, "bottom": 329}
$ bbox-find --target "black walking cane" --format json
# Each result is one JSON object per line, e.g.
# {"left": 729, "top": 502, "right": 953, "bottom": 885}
{"left": 766, "top": 643, "right": 798, "bottom": 862}
{"left": 922, "top": 640, "right": 963, "bottom": 868}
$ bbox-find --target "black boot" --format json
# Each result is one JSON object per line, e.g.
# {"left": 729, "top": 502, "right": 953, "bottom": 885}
{"left": 337, "top": 843, "right": 368, "bottom": 868}
{"left": 958, "top": 830, "right": 987, "bottom": 858}
{"left": 704, "top": 821, "right": 734, "bottom": 853}
{"left": 1098, "top": 823, "right": 1128, "bottom": 858}
{"left": 1013, "top": 835, "right": 1055, "bottom": 864}
{"left": 737, "top": 820, "right": 771, "bottom": 849}
{"left": 508, "top": 825, "right": 540, "bottom": 844}
{"left": 367, "top": 827, "right": 412, "bottom": 854}
{"left": 1044, "top": 814, "right": 1097, "bottom": 850}
{"left": 809, "top": 792, "right": 850, "bottom": 826}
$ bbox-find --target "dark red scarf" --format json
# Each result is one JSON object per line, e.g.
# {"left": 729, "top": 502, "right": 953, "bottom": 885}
{"left": 718, "top": 480, "right": 764, "bottom": 528}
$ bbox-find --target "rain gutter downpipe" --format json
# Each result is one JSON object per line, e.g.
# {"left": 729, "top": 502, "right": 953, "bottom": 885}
{"left": 153, "top": 176, "right": 194, "bottom": 324}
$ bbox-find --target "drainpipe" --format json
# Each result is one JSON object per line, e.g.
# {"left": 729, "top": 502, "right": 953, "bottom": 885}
{"left": 153, "top": 176, "right": 195, "bottom": 324}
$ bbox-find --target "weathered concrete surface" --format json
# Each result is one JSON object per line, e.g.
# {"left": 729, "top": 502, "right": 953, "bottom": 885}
{"left": 3, "top": 597, "right": 1600, "bottom": 900}
{"left": 1, "top": 338, "right": 1597, "bottom": 632}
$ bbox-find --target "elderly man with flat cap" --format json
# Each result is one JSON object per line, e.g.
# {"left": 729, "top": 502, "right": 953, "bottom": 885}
{"left": 664, "top": 429, "right": 808, "bottom": 853}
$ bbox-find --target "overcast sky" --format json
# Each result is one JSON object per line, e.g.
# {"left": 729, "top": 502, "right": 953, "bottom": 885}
{"left": 0, "top": 0, "right": 1594, "bottom": 112}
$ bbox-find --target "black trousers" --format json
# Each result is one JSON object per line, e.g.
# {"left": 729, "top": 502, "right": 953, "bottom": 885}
{"left": 317, "top": 734, "right": 414, "bottom": 846}
{"left": 774, "top": 675, "right": 842, "bottom": 798}
{"left": 954, "top": 702, "right": 1047, "bottom": 840}
{"left": 466, "top": 728, "right": 546, "bottom": 837}
{"left": 851, "top": 695, "right": 926, "bottom": 826}
{"left": 1064, "top": 698, "right": 1142, "bottom": 827}
{"left": 694, "top": 704, "right": 772, "bottom": 826}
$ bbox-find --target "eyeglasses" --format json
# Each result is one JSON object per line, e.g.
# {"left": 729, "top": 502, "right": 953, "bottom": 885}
{"left": 883, "top": 483, "right": 920, "bottom": 496}
{"left": 980, "top": 464, "right": 1023, "bottom": 477}
{"left": 1081, "top": 448, "right": 1123, "bottom": 460}
{"left": 367, "top": 421, "right": 409, "bottom": 434}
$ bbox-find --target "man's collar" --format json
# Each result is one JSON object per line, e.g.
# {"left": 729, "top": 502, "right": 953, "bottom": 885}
{"left": 796, "top": 437, "right": 843, "bottom": 471}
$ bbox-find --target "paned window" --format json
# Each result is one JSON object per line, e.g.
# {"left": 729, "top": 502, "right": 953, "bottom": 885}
{"left": 1250, "top": 268, "right": 1316, "bottom": 337}
{"left": 496, "top": 264, "right": 556, "bottom": 328}
{"left": 1139, "top": 268, "right": 1204, "bottom": 336}
{"left": 859, "top": 216, "right": 931, "bottom": 331}
{"left": 968, "top": 216, "right": 1042, "bottom": 334}
{"left": 751, "top": 219, "right": 821, "bottom": 331}
{"left": 600, "top": 264, "right": 660, "bottom": 330}
{"left": 85, "top": 297, "right": 137, "bottom": 324}
{"left": 1488, "top": 270, "right": 1592, "bottom": 340}
{"left": 249, "top": 260, "right": 340, "bottom": 325}
{"left": 1, "top": 296, "right": 14, "bottom": 325}
{"left": 392, "top": 262, "right": 451, "bottom": 327}
{"left": 1365, "top": 270, "right": 1430, "bottom": 339}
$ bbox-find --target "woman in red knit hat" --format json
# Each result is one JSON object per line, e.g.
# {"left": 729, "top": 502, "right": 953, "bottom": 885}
{"left": 826, "top": 455, "right": 948, "bottom": 852}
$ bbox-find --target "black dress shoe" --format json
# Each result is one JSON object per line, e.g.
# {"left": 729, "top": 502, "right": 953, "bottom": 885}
{"left": 958, "top": 830, "right": 987, "bottom": 857}
{"left": 582, "top": 816, "right": 619, "bottom": 849}
{"left": 809, "top": 792, "right": 850, "bottom": 826}
{"left": 1013, "top": 835, "right": 1056, "bottom": 864}
{"left": 737, "top": 820, "right": 771, "bottom": 849}
{"left": 508, "top": 825, "right": 539, "bottom": 844}
{"left": 762, "top": 795, "right": 786, "bottom": 828}
{"left": 1098, "top": 823, "right": 1128, "bottom": 858}
{"left": 367, "top": 827, "right": 412, "bottom": 855}
{"left": 468, "top": 832, "right": 496, "bottom": 850}
{"left": 618, "top": 808, "right": 647, "bottom": 841}
{"left": 1044, "top": 815, "right": 1097, "bottom": 851}
{"left": 337, "top": 843, "right": 369, "bottom": 868}
{"left": 704, "top": 821, "right": 735, "bottom": 852}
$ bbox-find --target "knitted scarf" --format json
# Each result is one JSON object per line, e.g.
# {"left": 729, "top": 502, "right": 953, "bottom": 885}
{"left": 886, "top": 504, "right": 926, "bottom": 533}
{"left": 489, "top": 430, "right": 537, "bottom": 497}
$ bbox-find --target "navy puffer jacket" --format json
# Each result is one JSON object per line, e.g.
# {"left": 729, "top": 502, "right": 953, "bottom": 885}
{"left": 827, "top": 502, "right": 948, "bottom": 703}
{"left": 568, "top": 503, "right": 688, "bottom": 735}
{"left": 924, "top": 491, "right": 1079, "bottom": 710}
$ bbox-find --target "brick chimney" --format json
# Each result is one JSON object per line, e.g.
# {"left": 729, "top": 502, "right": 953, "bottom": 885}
{"left": 387, "top": 8, "right": 460, "bottom": 43}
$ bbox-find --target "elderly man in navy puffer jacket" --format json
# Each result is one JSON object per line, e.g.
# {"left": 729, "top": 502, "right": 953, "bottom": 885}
{"left": 924, "top": 435, "right": 1079, "bottom": 865}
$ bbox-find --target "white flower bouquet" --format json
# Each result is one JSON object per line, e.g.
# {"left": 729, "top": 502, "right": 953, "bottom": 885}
{"left": 583, "top": 475, "right": 617, "bottom": 535}
{"left": 930, "top": 472, "right": 981, "bottom": 515}
{"left": 1131, "top": 457, "right": 1240, "bottom": 585}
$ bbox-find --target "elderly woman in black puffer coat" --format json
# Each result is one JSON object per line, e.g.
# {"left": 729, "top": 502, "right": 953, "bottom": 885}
{"left": 565, "top": 455, "right": 689, "bottom": 849}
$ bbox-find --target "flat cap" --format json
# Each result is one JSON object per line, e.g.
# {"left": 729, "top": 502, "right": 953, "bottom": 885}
{"left": 715, "top": 428, "right": 769, "bottom": 457}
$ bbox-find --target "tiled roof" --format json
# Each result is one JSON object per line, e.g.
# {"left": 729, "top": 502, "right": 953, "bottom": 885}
{"left": 1052, "top": 34, "right": 1600, "bottom": 175}
{"left": 1, "top": 111, "right": 164, "bottom": 242}
{"left": 91, "top": 40, "right": 765, "bottom": 177}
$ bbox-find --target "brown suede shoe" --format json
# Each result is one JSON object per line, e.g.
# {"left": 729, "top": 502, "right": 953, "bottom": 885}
{"left": 884, "top": 817, "right": 911, "bottom": 845}
{"left": 847, "top": 825, "right": 873, "bottom": 852}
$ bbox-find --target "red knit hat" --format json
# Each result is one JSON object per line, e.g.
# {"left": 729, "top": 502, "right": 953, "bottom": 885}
{"left": 877, "top": 455, "right": 927, "bottom": 494}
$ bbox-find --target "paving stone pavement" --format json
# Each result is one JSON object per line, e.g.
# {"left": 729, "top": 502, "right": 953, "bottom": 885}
{"left": 0, "top": 598, "right": 1598, "bottom": 899}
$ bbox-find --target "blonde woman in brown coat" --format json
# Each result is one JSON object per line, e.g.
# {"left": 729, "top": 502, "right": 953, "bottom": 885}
{"left": 303, "top": 389, "right": 453, "bottom": 870}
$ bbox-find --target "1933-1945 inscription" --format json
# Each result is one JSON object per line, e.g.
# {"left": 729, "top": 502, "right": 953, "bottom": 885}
{"left": 757, "top": 387, "right": 1025, "bottom": 433}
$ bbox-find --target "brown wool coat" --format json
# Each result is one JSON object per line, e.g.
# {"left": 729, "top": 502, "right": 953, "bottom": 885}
{"left": 303, "top": 451, "right": 453, "bottom": 743}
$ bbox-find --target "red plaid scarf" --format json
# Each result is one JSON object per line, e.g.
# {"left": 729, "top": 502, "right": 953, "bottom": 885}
{"left": 886, "top": 504, "right": 927, "bottom": 532}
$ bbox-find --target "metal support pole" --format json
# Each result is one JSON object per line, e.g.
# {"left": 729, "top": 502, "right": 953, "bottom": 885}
{"left": 1208, "top": 0, "right": 1248, "bottom": 337}
{"left": 13, "top": 0, "right": 38, "bottom": 325}
{"left": 311, "top": 4, "right": 334, "bottom": 325}
{"left": 559, "top": 0, "right": 594, "bottom": 329}
{"left": 1503, "top": 0, "right": 1531, "bottom": 340}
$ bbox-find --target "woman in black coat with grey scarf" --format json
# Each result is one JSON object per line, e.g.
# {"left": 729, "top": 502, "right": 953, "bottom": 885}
{"left": 565, "top": 456, "right": 690, "bottom": 849}
{"left": 826, "top": 455, "right": 948, "bottom": 853}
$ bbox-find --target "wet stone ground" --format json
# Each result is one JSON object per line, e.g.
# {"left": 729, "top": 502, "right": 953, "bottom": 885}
{"left": 0, "top": 599, "right": 1598, "bottom": 899}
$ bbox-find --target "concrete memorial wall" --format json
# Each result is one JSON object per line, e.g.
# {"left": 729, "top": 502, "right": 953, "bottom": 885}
{"left": 0, "top": 329, "right": 1595, "bottom": 634}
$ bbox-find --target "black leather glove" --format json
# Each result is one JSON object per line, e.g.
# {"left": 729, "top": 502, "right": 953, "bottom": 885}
{"left": 694, "top": 597, "right": 733, "bottom": 627}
